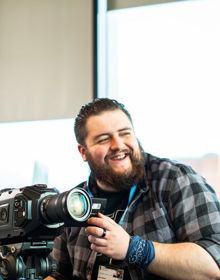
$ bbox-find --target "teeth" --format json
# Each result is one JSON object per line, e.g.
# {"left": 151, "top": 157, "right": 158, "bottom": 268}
{"left": 112, "top": 154, "right": 126, "bottom": 160}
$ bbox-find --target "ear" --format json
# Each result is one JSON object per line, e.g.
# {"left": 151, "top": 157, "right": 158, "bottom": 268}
{"left": 78, "top": 144, "right": 87, "bottom": 161}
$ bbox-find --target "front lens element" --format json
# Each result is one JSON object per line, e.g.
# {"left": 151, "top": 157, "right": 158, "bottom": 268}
{"left": 66, "top": 189, "right": 91, "bottom": 221}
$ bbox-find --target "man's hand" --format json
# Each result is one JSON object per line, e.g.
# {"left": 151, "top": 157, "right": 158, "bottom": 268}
{"left": 85, "top": 212, "right": 130, "bottom": 260}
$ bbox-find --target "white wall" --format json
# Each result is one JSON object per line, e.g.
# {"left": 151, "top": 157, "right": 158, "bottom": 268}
{"left": 0, "top": 0, "right": 94, "bottom": 122}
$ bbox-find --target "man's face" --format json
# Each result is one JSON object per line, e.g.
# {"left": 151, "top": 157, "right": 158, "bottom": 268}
{"left": 78, "top": 110, "right": 145, "bottom": 191}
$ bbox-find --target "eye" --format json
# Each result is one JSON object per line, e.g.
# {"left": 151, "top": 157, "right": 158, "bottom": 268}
{"left": 96, "top": 136, "right": 109, "bottom": 144}
{"left": 120, "top": 130, "right": 131, "bottom": 137}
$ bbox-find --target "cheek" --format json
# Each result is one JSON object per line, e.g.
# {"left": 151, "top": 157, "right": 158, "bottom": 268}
{"left": 90, "top": 147, "right": 107, "bottom": 163}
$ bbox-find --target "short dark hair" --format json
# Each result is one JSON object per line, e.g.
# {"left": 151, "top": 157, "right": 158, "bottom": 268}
{"left": 74, "top": 98, "right": 133, "bottom": 145}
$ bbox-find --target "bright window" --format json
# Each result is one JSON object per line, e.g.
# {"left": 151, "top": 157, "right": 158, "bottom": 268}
{"left": 0, "top": 119, "right": 89, "bottom": 192}
{"left": 97, "top": 0, "right": 220, "bottom": 196}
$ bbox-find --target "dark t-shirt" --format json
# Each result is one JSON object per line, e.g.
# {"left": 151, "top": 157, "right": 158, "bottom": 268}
{"left": 91, "top": 187, "right": 132, "bottom": 280}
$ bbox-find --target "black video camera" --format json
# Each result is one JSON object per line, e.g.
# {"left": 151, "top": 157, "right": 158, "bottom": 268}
{"left": 0, "top": 184, "right": 106, "bottom": 245}
{"left": 0, "top": 184, "right": 106, "bottom": 279}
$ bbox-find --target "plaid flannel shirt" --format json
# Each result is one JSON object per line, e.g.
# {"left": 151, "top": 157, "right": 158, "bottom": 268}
{"left": 50, "top": 153, "right": 220, "bottom": 280}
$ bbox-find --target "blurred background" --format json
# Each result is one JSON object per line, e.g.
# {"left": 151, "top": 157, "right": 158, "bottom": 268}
{"left": 0, "top": 0, "right": 219, "bottom": 197}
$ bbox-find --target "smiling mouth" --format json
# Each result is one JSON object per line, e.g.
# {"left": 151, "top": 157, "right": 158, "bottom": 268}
{"left": 107, "top": 151, "right": 130, "bottom": 161}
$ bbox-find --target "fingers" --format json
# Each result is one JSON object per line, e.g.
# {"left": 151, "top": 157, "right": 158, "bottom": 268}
{"left": 101, "top": 228, "right": 107, "bottom": 238}
{"left": 85, "top": 214, "right": 114, "bottom": 253}
{"left": 88, "top": 231, "right": 108, "bottom": 247}
{"left": 98, "top": 212, "right": 117, "bottom": 224}
{"left": 85, "top": 225, "right": 107, "bottom": 238}
{"left": 85, "top": 213, "right": 130, "bottom": 260}
{"left": 97, "top": 212, "right": 111, "bottom": 219}
{"left": 87, "top": 213, "right": 116, "bottom": 230}
{"left": 86, "top": 213, "right": 114, "bottom": 241}
{"left": 86, "top": 225, "right": 109, "bottom": 252}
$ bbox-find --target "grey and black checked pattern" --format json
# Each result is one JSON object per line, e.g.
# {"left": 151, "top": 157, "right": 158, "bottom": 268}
{"left": 50, "top": 153, "right": 220, "bottom": 280}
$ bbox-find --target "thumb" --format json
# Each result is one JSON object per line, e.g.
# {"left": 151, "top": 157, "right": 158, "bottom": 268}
{"left": 98, "top": 212, "right": 117, "bottom": 224}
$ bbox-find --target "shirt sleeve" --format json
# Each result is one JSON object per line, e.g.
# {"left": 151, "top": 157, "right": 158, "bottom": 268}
{"left": 169, "top": 164, "right": 220, "bottom": 266}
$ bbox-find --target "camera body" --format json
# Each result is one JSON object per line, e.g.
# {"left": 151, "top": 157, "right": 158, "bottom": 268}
{"left": 0, "top": 184, "right": 106, "bottom": 245}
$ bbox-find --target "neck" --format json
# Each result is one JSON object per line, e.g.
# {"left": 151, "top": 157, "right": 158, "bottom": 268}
{"left": 96, "top": 180, "right": 119, "bottom": 192}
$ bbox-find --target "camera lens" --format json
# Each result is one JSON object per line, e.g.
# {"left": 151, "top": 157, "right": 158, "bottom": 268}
{"left": 66, "top": 189, "right": 91, "bottom": 221}
{"left": 41, "top": 187, "right": 92, "bottom": 225}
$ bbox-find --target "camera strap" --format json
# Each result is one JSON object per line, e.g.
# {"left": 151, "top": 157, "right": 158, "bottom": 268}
{"left": 118, "top": 184, "right": 137, "bottom": 225}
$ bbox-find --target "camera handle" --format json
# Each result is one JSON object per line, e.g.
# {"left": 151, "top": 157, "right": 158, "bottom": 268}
{"left": 0, "top": 242, "right": 55, "bottom": 280}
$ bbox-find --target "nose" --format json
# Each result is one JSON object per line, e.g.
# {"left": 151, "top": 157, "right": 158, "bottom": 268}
{"left": 110, "top": 135, "right": 125, "bottom": 151}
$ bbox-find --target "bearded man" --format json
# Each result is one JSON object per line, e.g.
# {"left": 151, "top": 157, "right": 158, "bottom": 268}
{"left": 45, "top": 98, "right": 220, "bottom": 280}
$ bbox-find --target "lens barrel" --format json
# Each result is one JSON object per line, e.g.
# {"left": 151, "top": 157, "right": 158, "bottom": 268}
{"left": 41, "top": 188, "right": 92, "bottom": 224}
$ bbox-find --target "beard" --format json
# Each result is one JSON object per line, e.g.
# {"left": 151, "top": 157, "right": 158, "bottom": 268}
{"left": 86, "top": 143, "right": 145, "bottom": 191}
